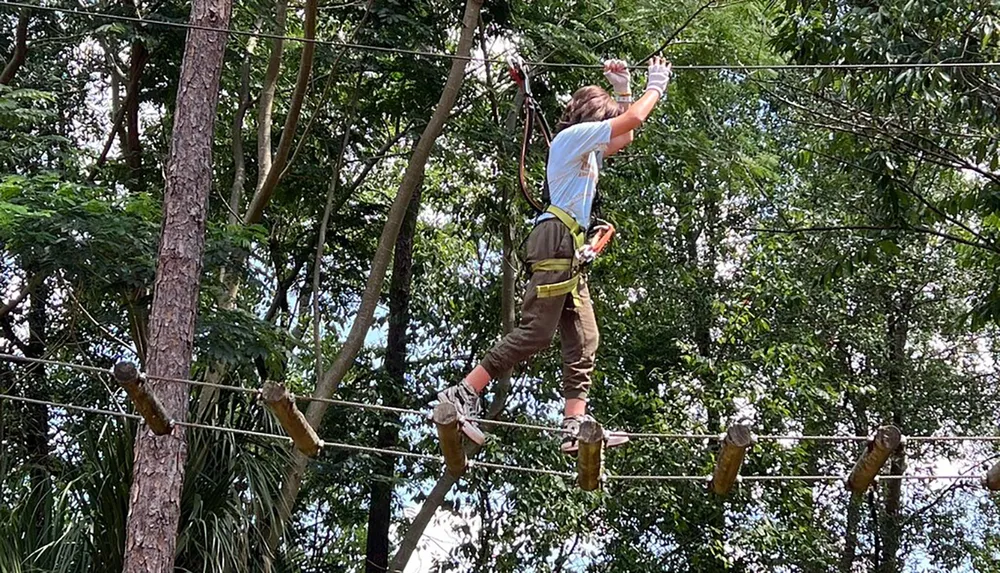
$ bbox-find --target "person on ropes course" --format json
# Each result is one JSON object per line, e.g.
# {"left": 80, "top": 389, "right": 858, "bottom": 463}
{"left": 438, "top": 56, "right": 673, "bottom": 453}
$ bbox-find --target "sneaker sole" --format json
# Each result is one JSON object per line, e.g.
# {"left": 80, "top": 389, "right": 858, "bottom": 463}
{"left": 460, "top": 421, "right": 486, "bottom": 446}
{"left": 560, "top": 433, "right": 630, "bottom": 455}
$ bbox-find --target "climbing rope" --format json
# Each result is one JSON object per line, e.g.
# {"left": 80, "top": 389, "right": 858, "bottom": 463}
{"left": 0, "top": 391, "right": 990, "bottom": 484}
{"left": 5, "top": 353, "right": 1000, "bottom": 443}
{"left": 3, "top": 2, "right": 1000, "bottom": 72}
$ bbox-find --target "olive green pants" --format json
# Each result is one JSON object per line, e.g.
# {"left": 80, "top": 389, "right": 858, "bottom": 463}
{"left": 480, "top": 219, "right": 599, "bottom": 401}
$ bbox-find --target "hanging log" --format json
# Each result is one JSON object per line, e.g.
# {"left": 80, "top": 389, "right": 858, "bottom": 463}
{"left": 261, "top": 381, "right": 321, "bottom": 457}
{"left": 113, "top": 361, "right": 172, "bottom": 435}
{"left": 847, "top": 425, "right": 902, "bottom": 493}
{"left": 985, "top": 461, "right": 1000, "bottom": 491}
{"left": 577, "top": 420, "right": 604, "bottom": 491}
{"left": 710, "top": 424, "right": 754, "bottom": 496}
{"left": 434, "top": 402, "right": 467, "bottom": 477}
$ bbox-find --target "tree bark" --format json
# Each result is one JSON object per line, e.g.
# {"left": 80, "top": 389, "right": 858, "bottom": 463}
{"left": 365, "top": 184, "right": 423, "bottom": 572}
{"left": 121, "top": 0, "right": 232, "bottom": 569}
{"left": 244, "top": 0, "right": 318, "bottom": 225}
{"left": 879, "top": 293, "right": 911, "bottom": 573}
{"left": 124, "top": 39, "right": 148, "bottom": 172}
{"left": 264, "top": 0, "right": 484, "bottom": 557}
{"left": 255, "top": 0, "right": 288, "bottom": 186}
{"left": 0, "top": 7, "right": 28, "bottom": 85}
{"left": 24, "top": 275, "right": 48, "bottom": 497}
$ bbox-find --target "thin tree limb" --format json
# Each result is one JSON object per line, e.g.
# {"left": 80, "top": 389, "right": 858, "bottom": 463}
{"left": 0, "top": 274, "right": 42, "bottom": 320}
{"left": 228, "top": 22, "right": 261, "bottom": 224}
{"left": 244, "top": 0, "right": 319, "bottom": 225}
{"left": 639, "top": 0, "right": 718, "bottom": 63}
{"left": 313, "top": 75, "right": 362, "bottom": 385}
{"left": 280, "top": 0, "right": 373, "bottom": 181}
{"left": 0, "top": 7, "right": 29, "bottom": 85}
{"left": 255, "top": 0, "right": 289, "bottom": 188}
{"left": 745, "top": 224, "right": 1000, "bottom": 253}
{"left": 88, "top": 43, "right": 149, "bottom": 180}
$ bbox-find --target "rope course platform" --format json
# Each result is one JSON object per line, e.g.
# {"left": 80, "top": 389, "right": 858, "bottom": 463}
{"left": 2, "top": 353, "right": 999, "bottom": 491}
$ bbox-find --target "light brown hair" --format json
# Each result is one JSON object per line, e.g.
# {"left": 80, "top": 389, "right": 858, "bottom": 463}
{"left": 556, "top": 85, "right": 621, "bottom": 132}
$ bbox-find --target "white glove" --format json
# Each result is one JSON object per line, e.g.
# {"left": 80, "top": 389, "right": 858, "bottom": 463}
{"left": 644, "top": 58, "right": 672, "bottom": 97}
{"left": 603, "top": 59, "right": 631, "bottom": 96}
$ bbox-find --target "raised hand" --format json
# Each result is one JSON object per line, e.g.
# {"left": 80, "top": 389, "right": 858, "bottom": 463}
{"left": 644, "top": 56, "right": 672, "bottom": 97}
{"left": 603, "top": 59, "right": 632, "bottom": 95}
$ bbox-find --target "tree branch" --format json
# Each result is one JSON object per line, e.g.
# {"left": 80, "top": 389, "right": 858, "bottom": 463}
{"left": 228, "top": 21, "right": 261, "bottom": 224}
{"left": 0, "top": 7, "right": 29, "bottom": 85}
{"left": 0, "top": 317, "right": 29, "bottom": 354}
{"left": 254, "top": 0, "right": 289, "bottom": 189}
{"left": 244, "top": 0, "right": 319, "bottom": 225}
{"left": 280, "top": 0, "right": 373, "bottom": 181}
{"left": 0, "top": 274, "right": 42, "bottom": 320}
{"left": 88, "top": 43, "right": 149, "bottom": 180}
{"left": 639, "top": 0, "right": 718, "bottom": 63}
{"left": 796, "top": 144, "right": 1000, "bottom": 252}
{"left": 313, "top": 75, "right": 361, "bottom": 384}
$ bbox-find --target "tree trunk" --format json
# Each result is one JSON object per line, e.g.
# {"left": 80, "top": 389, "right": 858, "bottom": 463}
{"left": 841, "top": 493, "right": 863, "bottom": 573}
{"left": 24, "top": 275, "right": 49, "bottom": 508}
{"left": 244, "top": 0, "right": 318, "bottom": 225}
{"left": 124, "top": 39, "right": 148, "bottom": 173}
{"left": 255, "top": 0, "right": 288, "bottom": 185}
{"left": 879, "top": 293, "right": 911, "bottom": 573}
{"left": 841, "top": 381, "right": 870, "bottom": 573}
{"left": 365, "top": 184, "right": 423, "bottom": 572}
{"left": 388, "top": 76, "right": 522, "bottom": 573}
{"left": 683, "top": 182, "right": 727, "bottom": 570}
{"left": 265, "top": 0, "right": 483, "bottom": 558}
{"left": 121, "top": 0, "right": 231, "bottom": 569}
{"left": 0, "top": 7, "right": 28, "bottom": 85}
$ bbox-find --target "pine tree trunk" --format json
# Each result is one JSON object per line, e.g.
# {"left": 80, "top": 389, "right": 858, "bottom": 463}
{"left": 365, "top": 185, "right": 423, "bottom": 572}
{"left": 121, "top": 0, "right": 231, "bottom": 570}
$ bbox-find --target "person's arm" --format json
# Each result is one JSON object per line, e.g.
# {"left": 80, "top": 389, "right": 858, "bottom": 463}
{"left": 609, "top": 57, "right": 671, "bottom": 140}
{"left": 602, "top": 59, "right": 634, "bottom": 157}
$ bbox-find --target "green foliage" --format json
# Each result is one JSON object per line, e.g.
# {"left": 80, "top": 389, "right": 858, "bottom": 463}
{"left": 3, "top": 0, "right": 1000, "bottom": 570}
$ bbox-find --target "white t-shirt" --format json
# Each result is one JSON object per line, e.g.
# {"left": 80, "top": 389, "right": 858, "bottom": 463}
{"left": 538, "top": 119, "right": 613, "bottom": 229}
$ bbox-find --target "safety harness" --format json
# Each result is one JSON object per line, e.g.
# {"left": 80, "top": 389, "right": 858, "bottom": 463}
{"left": 508, "top": 56, "right": 616, "bottom": 305}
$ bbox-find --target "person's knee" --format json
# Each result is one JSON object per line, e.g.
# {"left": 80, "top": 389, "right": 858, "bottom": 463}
{"left": 522, "top": 322, "right": 559, "bottom": 352}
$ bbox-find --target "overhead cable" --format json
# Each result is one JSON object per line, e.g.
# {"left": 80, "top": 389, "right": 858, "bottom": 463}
{"left": 3, "top": 1, "right": 1000, "bottom": 72}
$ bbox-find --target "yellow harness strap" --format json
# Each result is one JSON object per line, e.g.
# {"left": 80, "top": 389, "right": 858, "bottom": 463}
{"left": 532, "top": 206, "right": 586, "bottom": 304}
